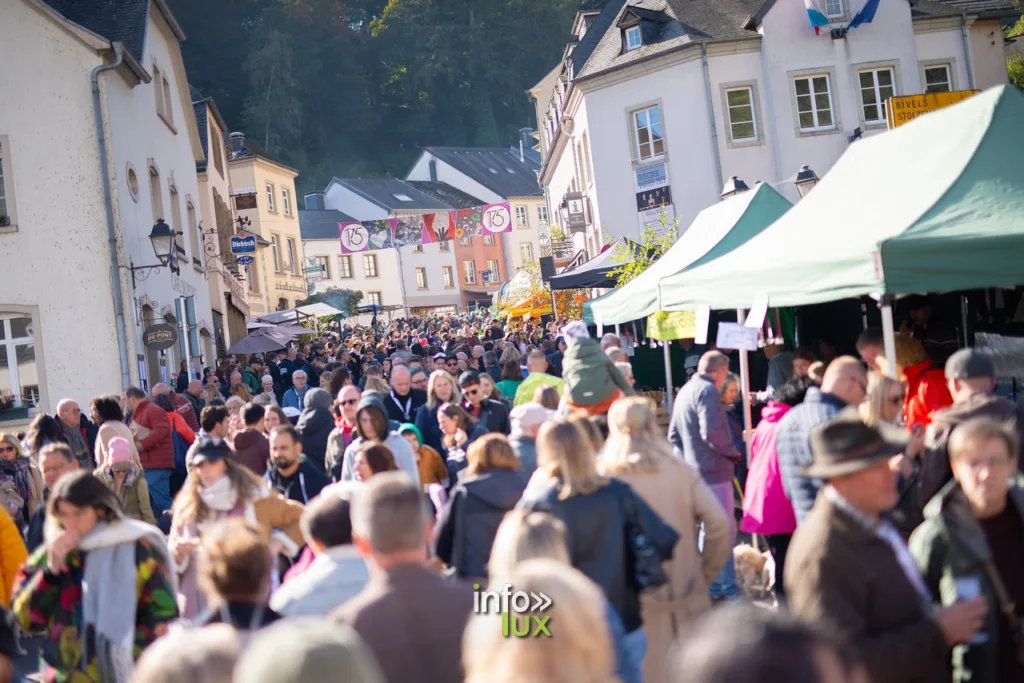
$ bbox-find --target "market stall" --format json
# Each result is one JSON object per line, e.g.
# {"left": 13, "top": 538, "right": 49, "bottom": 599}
{"left": 548, "top": 238, "right": 645, "bottom": 291}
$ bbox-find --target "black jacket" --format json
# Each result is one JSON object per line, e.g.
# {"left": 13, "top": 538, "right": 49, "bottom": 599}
{"left": 26, "top": 503, "right": 46, "bottom": 553}
{"left": 192, "top": 601, "right": 282, "bottom": 630}
{"left": 415, "top": 402, "right": 445, "bottom": 454}
{"left": 484, "top": 364, "right": 502, "bottom": 383}
{"left": 470, "top": 399, "right": 511, "bottom": 436}
{"left": 545, "top": 351, "right": 564, "bottom": 379}
{"left": 296, "top": 406, "right": 334, "bottom": 472}
{"left": 383, "top": 389, "right": 427, "bottom": 424}
{"left": 442, "top": 421, "right": 489, "bottom": 485}
{"left": 264, "top": 457, "right": 330, "bottom": 505}
{"left": 435, "top": 469, "right": 527, "bottom": 579}
{"left": 519, "top": 478, "right": 655, "bottom": 633}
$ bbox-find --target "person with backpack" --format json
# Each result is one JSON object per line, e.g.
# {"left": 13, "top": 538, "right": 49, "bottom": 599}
{"left": 154, "top": 392, "right": 196, "bottom": 500}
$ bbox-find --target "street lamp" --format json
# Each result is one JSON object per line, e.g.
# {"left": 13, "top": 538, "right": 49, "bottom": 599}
{"left": 720, "top": 175, "right": 750, "bottom": 199}
{"left": 129, "top": 219, "right": 182, "bottom": 288}
{"left": 794, "top": 165, "right": 820, "bottom": 198}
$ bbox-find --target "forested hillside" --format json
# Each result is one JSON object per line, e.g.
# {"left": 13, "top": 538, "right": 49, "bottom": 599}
{"left": 169, "top": 0, "right": 580, "bottom": 198}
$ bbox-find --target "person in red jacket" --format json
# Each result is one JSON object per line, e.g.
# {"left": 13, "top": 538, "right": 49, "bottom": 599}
{"left": 152, "top": 382, "right": 200, "bottom": 432}
{"left": 125, "top": 386, "right": 175, "bottom": 518}
{"left": 894, "top": 335, "right": 953, "bottom": 430}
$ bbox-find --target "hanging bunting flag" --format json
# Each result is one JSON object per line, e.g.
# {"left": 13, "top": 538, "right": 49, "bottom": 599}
{"left": 847, "top": 0, "right": 879, "bottom": 30}
{"left": 338, "top": 201, "right": 511, "bottom": 254}
{"left": 804, "top": 0, "right": 830, "bottom": 35}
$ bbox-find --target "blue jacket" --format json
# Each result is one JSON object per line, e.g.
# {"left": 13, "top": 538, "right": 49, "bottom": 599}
{"left": 282, "top": 386, "right": 310, "bottom": 410}
{"left": 668, "top": 374, "right": 742, "bottom": 485}
{"left": 775, "top": 388, "right": 846, "bottom": 523}
{"left": 415, "top": 403, "right": 445, "bottom": 454}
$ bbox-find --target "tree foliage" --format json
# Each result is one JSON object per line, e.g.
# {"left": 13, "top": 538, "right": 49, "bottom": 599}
{"left": 606, "top": 212, "right": 680, "bottom": 287}
{"left": 169, "top": 0, "right": 581, "bottom": 196}
{"left": 297, "top": 286, "right": 363, "bottom": 317}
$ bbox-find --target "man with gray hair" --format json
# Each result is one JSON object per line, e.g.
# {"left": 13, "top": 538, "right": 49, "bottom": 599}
{"left": 669, "top": 350, "right": 743, "bottom": 602}
{"left": 601, "top": 332, "right": 621, "bottom": 351}
{"left": 55, "top": 398, "right": 98, "bottom": 471}
{"left": 283, "top": 369, "right": 310, "bottom": 410}
{"left": 482, "top": 350, "right": 501, "bottom": 383}
{"left": 333, "top": 473, "right": 473, "bottom": 683}
{"left": 509, "top": 403, "right": 551, "bottom": 478}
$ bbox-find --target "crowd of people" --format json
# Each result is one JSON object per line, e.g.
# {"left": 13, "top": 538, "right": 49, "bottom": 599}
{"left": 0, "top": 309, "right": 1020, "bottom": 683}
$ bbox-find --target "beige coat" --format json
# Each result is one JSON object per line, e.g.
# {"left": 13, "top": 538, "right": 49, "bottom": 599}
{"left": 616, "top": 457, "right": 730, "bottom": 683}
{"left": 94, "top": 421, "right": 142, "bottom": 468}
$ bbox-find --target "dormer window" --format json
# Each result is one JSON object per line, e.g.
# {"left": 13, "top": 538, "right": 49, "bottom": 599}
{"left": 625, "top": 25, "right": 642, "bottom": 51}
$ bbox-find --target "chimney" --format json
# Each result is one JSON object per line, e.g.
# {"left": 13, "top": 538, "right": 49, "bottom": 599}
{"left": 228, "top": 132, "right": 246, "bottom": 157}
{"left": 519, "top": 127, "right": 534, "bottom": 162}
{"left": 428, "top": 159, "right": 438, "bottom": 182}
{"left": 304, "top": 192, "right": 325, "bottom": 211}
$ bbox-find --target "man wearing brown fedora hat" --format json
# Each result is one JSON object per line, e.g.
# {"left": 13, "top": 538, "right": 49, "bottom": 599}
{"left": 785, "top": 411, "right": 989, "bottom": 683}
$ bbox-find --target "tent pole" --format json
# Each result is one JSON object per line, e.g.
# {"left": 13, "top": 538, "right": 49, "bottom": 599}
{"left": 960, "top": 295, "right": 970, "bottom": 348}
{"left": 736, "top": 310, "right": 753, "bottom": 469}
{"left": 549, "top": 285, "right": 558, "bottom": 323}
{"left": 663, "top": 341, "right": 674, "bottom": 417}
{"left": 880, "top": 296, "right": 898, "bottom": 379}
{"left": 615, "top": 323, "right": 621, "bottom": 338}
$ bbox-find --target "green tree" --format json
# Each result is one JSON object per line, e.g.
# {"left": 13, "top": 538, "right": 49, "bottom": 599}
{"left": 298, "top": 286, "right": 364, "bottom": 317}
{"left": 606, "top": 212, "right": 680, "bottom": 287}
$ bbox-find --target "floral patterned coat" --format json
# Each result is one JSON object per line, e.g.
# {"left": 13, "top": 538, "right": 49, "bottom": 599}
{"left": 11, "top": 538, "right": 178, "bottom": 682}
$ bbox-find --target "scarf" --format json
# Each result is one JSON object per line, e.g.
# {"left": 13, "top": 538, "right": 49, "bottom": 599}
{"left": 0, "top": 457, "right": 33, "bottom": 520}
{"left": 76, "top": 519, "right": 176, "bottom": 683}
{"left": 200, "top": 475, "right": 239, "bottom": 512}
{"left": 61, "top": 420, "right": 90, "bottom": 460}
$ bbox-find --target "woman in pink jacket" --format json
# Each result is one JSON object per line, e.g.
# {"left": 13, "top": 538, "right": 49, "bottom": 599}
{"left": 740, "top": 377, "right": 815, "bottom": 600}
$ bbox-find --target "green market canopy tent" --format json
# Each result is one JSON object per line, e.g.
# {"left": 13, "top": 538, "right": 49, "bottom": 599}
{"left": 549, "top": 238, "right": 646, "bottom": 290}
{"left": 583, "top": 183, "right": 792, "bottom": 325}
{"left": 657, "top": 86, "right": 1024, "bottom": 312}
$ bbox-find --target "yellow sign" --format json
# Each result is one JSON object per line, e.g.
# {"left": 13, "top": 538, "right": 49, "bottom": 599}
{"left": 886, "top": 90, "right": 980, "bottom": 129}
{"left": 647, "top": 310, "right": 696, "bottom": 341}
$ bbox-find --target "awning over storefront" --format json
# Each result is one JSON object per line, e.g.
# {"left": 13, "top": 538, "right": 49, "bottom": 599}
{"left": 583, "top": 183, "right": 792, "bottom": 324}
{"left": 548, "top": 238, "right": 645, "bottom": 290}
{"left": 658, "top": 86, "right": 1024, "bottom": 311}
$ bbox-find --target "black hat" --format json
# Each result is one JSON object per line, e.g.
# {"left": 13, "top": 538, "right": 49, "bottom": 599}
{"left": 945, "top": 348, "right": 995, "bottom": 380}
{"left": 190, "top": 437, "right": 232, "bottom": 468}
{"left": 458, "top": 370, "right": 481, "bottom": 387}
{"left": 802, "top": 409, "right": 908, "bottom": 479}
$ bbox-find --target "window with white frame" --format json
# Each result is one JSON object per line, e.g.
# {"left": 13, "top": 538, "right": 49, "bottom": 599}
{"left": 581, "top": 132, "right": 594, "bottom": 184}
{"left": 439, "top": 240, "right": 450, "bottom": 252}
{"left": 416, "top": 267, "right": 427, "bottom": 289}
{"left": 515, "top": 206, "right": 528, "bottom": 228}
{"left": 858, "top": 68, "right": 895, "bottom": 125}
{"left": 794, "top": 75, "right": 835, "bottom": 132}
{"left": 337, "top": 255, "right": 353, "bottom": 279}
{"left": 632, "top": 106, "right": 665, "bottom": 161}
{"left": 363, "top": 254, "right": 378, "bottom": 278}
{"left": 726, "top": 87, "right": 758, "bottom": 142}
{"left": 282, "top": 189, "right": 292, "bottom": 216}
{"left": 0, "top": 139, "right": 12, "bottom": 228}
{"left": 924, "top": 65, "right": 951, "bottom": 93}
{"left": 270, "top": 235, "right": 281, "bottom": 272}
{"left": 464, "top": 260, "right": 476, "bottom": 284}
{"left": 161, "top": 76, "right": 173, "bottom": 127}
{"left": 487, "top": 259, "right": 499, "bottom": 283}
{"left": 0, "top": 314, "right": 39, "bottom": 412}
{"left": 520, "top": 242, "right": 534, "bottom": 263}
{"left": 186, "top": 200, "right": 200, "bottom": 266}
{"left": 149, "top": 164, "right": 164, "bottom": 223}
{"left": 287, "top": 238, "right": 298, "bottom": 275}
{"left": 460, "top": 235, "right": 473, "bottom": 246}
{"left": 825, "top": 0, "right": 844, "bottom": 17}
{"left": 266, "top": 183, "right": 276, "bottom": 212}
{"left": 443, "top": 266, "right": 454, "bottom": 288}
{"left": 315, "top": 255, "right": 330, "bottom": 279}
{"left": 247, "top": 262, "right": 259, "bottom": 293}
{"left": 367, "top": 292, "right": 381, "bottom": 305}
{"left": 537, "top": 206, "right": 548, "bottom": 226}
{"left": 484, "top": 234, "right": 496, "bottom": 246}
{"left": 625, "top": 25, "right": 642, "bottom": 51}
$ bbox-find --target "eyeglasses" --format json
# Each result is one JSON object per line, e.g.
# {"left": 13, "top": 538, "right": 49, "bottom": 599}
{"left": 464, "top": 387, "right": 479, "bottom": 397}
{"left": 341, "top": 399, "right": 358, "bottom": 406}
{"left": 0, "top": 446, "right": 15, "bottom": 454}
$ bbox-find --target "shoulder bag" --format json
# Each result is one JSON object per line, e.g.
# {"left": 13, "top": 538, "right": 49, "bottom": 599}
{"left": 983, "top": 561, "right": 1024, "bottom": 666}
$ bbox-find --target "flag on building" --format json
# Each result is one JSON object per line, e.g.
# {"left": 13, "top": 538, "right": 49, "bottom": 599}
{"left": 848, "top": 0, "right": 880, "bottom": 30}
{"left": 805, "top": 0, "right": 830, "bottom": 35}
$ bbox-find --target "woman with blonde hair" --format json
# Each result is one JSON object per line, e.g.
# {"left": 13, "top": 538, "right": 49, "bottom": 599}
{"left": 434, "top": 435, "right": 525, "bottom": 580}
{"left": 362, "top": 376, "right": 390, "bottom": 396}
{"left": 231, "top": 384, "right": 253, "bottom": 403}
{"left": 0, "top": 433, "right": 43, "bottom": 528}
{"left": 169, "top": 439, "right": 304, "bottom": 619}
{"left": 533, "top": 385, "right": 560, "bottom": 411}
{"left": 520, "top": 418, "right": 677, "bottom": 673}
{"left": 892, "top": 334, "right": 952, "bottom": 429}
{"left": 416, "top": 370, "right": 463, "bottom": 451}
{"left": 224, "top": 396, "right": 246, "bottom": 446}
{"left": 465, "top": 559, "right": 619, "bottom": 683}
{"left": 203, "top": 383, "right": 224, "bottom": 408}
{"left": 601, "top": 397, "right": 731, "bottom": 683}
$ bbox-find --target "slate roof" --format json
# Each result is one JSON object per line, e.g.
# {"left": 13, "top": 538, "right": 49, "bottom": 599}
{"left": 327, "top": 179, "right": 453, "bottom": 212}
{"left": 42, "top": 0, "right": 186, "bottom": 63}
{"left": 192, "top": 93, "right": 229, "bottom": 173}
{"left": 576, "top": 0, "right": 764, "bottom": 80}
{"left": 404, "top": 181, "right": 484, "bottom": 209}
{"left": 227, "top": 137, "right": 299, "bottom": 174}
{"left": 299, "top": 209, "right": 358, "bottom": 241}
{"left": 422, "top": 148, "right": 543, "bottom": 198}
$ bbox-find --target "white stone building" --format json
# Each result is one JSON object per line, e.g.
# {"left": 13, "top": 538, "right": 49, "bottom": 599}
{"left": 534, "top": 0, "right": 1015, "bottom": 256}
{"left": 0, "top": 0, "right": 215, "bottom": 429}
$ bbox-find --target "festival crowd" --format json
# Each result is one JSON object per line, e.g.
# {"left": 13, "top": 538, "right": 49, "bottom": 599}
{"left": 0, "top": 307, "right": 1020, "bottom": 683}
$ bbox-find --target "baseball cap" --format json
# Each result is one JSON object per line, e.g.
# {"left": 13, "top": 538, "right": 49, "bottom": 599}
{"left": 433, "top": 352, "right": 448, "bottom": 360}
{"left": 945, "top": 348, "right": 995, "bottom": 380}
{"left": 190, "top": 438, "right": 232, "bottom": 467}
{"left": 458, "top": 370, "right": 481, "bottom": 387}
